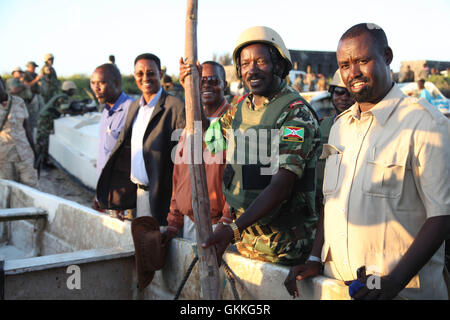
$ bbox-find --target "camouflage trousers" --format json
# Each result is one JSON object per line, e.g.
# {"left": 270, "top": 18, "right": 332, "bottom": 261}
{"left": 0, "top": 148, "right": 38, "bottom": 188}
{"left": 27, "top": 94, "right": 45, "bottom": 142}
{"left": 36, "top": 111, "right": 58, "bottom": 160}
{"left": 235, "top": 209, "right": 314, "bottom": 266}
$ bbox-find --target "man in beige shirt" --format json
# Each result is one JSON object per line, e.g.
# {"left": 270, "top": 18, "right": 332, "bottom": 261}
{"left": 285, "top": 23, "right": 450, "bottom": 300}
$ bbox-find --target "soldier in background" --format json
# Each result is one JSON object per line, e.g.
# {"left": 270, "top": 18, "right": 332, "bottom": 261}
{"left": 23, "top": 61, "right": 44, "bottom": 140}
{"left": 36, "top": 80, "right": 77, "bottom": 168}
{"left": 108, "top": 55, "right": 116, "bottom": 65}
{"left": 400, "top": 65, "right": 415, "bottom": 83}
{"left": 315, "top": 69, "right": 354, "bottom": 215}
{"left": 161, "top": 74, "right": 184, "bottom": 101}
{"left": 40, "top": 53, "right": 60, "bottom": 103}
{"left": 293, "top": 74, "right": 305, "bottom": 93}
{"left": 0, "top": 76, "right": 38, "bottom": 187}
{"left": 6, "top": 67, "right": 32, "bottom": 102}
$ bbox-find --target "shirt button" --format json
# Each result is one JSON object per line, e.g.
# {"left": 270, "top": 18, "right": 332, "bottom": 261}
{"left": 340, "top": 233, "right": 346, "bottom": 238}
{"left": 341, "top": 208, "right": 345, "bottom": 213}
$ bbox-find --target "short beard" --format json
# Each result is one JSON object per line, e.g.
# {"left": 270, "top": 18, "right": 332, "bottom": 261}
{"left": 350, "top": 86, "right": 374, "bottom": 103}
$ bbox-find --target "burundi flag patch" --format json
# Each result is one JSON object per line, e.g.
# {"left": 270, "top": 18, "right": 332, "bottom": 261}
{"left": 282, "top": 126, "right": 304, "bottom": 142}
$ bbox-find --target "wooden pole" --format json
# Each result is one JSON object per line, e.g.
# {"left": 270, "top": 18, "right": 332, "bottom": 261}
{"left": 184, "top": 0, "right": 221, "bottom": 300}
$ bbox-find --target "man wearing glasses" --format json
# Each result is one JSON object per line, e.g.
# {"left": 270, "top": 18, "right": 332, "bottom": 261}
{"left": 162, "top": 61, "right": 233, "bottom": 243}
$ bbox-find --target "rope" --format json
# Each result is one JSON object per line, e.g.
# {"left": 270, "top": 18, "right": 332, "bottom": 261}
{"left": 174, "top": 255, "right": 198, "bottom": 300}
{"left": 222, "top": 260, "right": 240, "bottom": 300}
{"left": 173, "top": 255, "right": 248, "bottom": 300}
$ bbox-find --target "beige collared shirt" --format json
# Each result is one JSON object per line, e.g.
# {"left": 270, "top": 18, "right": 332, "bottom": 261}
{"left": 321, "top": 84, "right": 450, "bottom": 300}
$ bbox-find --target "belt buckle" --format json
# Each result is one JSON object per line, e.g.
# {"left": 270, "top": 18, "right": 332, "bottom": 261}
{"left": 137, "top": 184, "right": 149, "bottom": 191}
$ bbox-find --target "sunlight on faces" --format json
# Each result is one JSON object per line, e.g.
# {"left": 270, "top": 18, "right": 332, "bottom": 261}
{"left": 90, "top": 69, "right": 118, "bottom": 105}
{"left": 201, "top": 63, "right": 225, "bottom": 108}
{"left": 134, "top": 59, "right": 161, "bottom": 101}
{"left": 239, "top": 44, "right": 275, "bottom": 97}
{"left": 337, "top": 33, "right": 391, "bottom": 105}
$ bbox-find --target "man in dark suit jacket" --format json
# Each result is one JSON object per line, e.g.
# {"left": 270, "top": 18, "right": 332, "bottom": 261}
{"left": 96, "top": 53, "right": 185, "bottom": 226}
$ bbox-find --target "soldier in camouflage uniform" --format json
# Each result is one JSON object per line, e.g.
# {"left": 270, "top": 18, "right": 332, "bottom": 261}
{"left": 197, "top": 26, "right": 321, "bottom": 266}
{"left": 23, "top": 61, "right": 44, "bottom": 140}
{"left": 36, "top": 80, "right": 76, "bottom": 166}
{"left": 6, "top": 67, "right": 32, "bottom": 102}
{"left": 40, "top": 53, "right": 60, "bottom": 103}
{"left": 0, "top": 76, "right": 38, "bottom": 188}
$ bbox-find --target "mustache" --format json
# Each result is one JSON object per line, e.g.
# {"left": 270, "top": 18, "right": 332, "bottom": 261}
{"left": 247, "top": 75, "right": 265, "bottom": 81}
{"left": 348, "top": 76, "right": 370, "bottom": 87}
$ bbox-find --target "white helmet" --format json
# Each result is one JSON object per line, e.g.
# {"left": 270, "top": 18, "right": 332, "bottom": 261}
{"left": 62, "top": 80, "right": 77, "bottom": 91}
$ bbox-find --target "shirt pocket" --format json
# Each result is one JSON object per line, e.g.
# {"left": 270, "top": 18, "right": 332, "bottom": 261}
{"left": 362, "top": 146, "right": 408, "bottom": 198}
{"left": 321, "top": 144, "right": 344, "bottom": 195}
{"left": 104, "top": 128, "right": 121, "bottom": 153}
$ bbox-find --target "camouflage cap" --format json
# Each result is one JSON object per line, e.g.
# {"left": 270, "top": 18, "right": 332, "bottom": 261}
{"left": 44, "top": 53, "right": 54, "bottom": 61}
{"left": 27, "top": 61, "right": 39, "bottom": 68}
{"left": 11, "top": 66, "right": 24, "bottom": 75}
{"left": 328, "top": 69, "right": 346, "bottom": 92}
{"left": 62, "top": 80, "right": 77, "bottom": 91}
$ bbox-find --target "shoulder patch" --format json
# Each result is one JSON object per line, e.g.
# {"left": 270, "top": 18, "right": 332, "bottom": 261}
{"left": 282, "top": 126, "right": 304, "bottom": 143}
{"left": 236, "top": 93, "right": 249, "bottom": 104}
{"left": 289, "top": 100, "right": 305, "bottom": 109}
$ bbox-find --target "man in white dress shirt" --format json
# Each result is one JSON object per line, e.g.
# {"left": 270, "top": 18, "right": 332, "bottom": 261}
{"left": 96, "top": 53, "right": 185, "bottom": 226}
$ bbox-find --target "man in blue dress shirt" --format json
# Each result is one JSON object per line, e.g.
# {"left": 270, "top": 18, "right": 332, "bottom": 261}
{"left": 90, "top": 63, "right": 134, "bottom": 217}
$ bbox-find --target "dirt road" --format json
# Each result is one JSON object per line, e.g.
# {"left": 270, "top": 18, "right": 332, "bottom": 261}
{"left": 38, "top": 166, "right": 95, "bottom": 208}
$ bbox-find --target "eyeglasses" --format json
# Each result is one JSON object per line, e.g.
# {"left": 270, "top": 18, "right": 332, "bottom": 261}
{"left": 333, "top": 87, "right": 349, "bottom": 96}
{"left": 201, "top": 76, "right": 220, "bottom": 86}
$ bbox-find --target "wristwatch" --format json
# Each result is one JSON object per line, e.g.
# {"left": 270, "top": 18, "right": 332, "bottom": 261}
{"left": 306, "top": 255, "right": 322, "bottom": 263}
{"left": 306, "top": 255, "right": 324, "bottom": 274}
{"left": 228, "top": 222, "right": 241, "bottom": 244}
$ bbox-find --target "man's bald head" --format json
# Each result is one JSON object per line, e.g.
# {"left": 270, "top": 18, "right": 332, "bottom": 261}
{"left": 95, "top": 63, "right": 122, "bottom": 86}
{"left": 91, "top": 63, "right": 122, "bottom": 106}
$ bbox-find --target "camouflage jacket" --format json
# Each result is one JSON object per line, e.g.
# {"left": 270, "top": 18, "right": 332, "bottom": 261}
{"left": 0, "top": 95, "right": 34, "bottom": 162}
{"left": 6, "top": 78, "right": 32, "bottom": 102}
{"left": 40, "top": 65, "right": 59, "bottom": 100}
{"left": 212, "top": 81, "right": 321, "bottom": 265}
{"left": 37, "top": 93, "right": 70, "bottom": 151}
{"left": 23, "top": 71, "right": 41, "bottom": 94}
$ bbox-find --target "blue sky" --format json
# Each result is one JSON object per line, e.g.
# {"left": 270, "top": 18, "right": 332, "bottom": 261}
{"left": 1, "top": 0, "right": 449, "bottom": 77}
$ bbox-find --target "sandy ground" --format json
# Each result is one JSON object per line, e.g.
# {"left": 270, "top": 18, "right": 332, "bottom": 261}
{"left": 37, "top": 165, "right": 95, "bottom": 208}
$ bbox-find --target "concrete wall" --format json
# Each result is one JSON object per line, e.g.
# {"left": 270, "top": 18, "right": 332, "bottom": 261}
{"left": 1, "top": 180, "right": 351, "bottom": 300}
{"left": 49, "top": 113, "right": 101, "bottom": 190}
{"left": 0, "top": 180, "right": 134, "bottom": 256}
{"left": 144, "top": 238, "right": 350, "bottom": 300}
{"left": 289, "top": 50, "right": 338, "bottom": 78}
{"left": 4, "top": 247, "right": 135, "bottom": 300}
